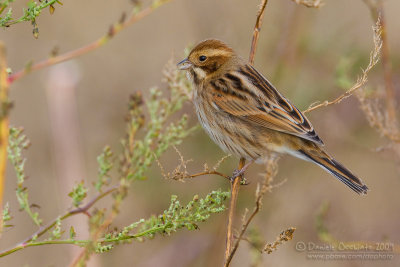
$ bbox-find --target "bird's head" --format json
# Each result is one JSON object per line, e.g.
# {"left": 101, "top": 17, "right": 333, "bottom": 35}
{"left": 177, "top": 39, "right": 236, "bottom": 81}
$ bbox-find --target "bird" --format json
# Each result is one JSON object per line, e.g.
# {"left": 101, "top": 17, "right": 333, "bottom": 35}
{"left": 177, "top": 39, "right": 368, "bottom": 194}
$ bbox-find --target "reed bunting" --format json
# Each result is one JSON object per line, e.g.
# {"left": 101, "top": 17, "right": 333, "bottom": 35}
{"left": 178, "top": 39, "right": 368, "bottom": 194}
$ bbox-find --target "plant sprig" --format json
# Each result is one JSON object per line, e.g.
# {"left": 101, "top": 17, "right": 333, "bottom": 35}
{"left": 7, "top": 127, "right": 42, "bottom": 226}
{"left": 0, "top": 190, "right": 229, "bottom": 257}
{"left": 0, "top": 0, "right": 62, "bottom": 28}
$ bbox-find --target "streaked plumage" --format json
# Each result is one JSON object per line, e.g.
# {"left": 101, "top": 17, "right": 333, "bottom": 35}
{"left": 178, "top": 39, "right": 368, "bottom": 194}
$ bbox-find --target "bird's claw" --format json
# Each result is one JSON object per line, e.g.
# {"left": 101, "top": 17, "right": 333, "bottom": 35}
{"left": 229, "top": 169, "right": 247, "bottom": 184}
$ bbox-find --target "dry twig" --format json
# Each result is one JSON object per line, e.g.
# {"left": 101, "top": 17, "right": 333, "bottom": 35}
{"left": 163, "top": 59, "right": 193, "bottom": 101}
{"left": 249, "top": 0, "right": 269, "bottom": 65}
{"left": 224, "top": 158, "right": 245, "bottom": 265}
{"left": 304, "top": 17, "right": 383, "bottom": 113}
{"left": 364, "top": 0, "right": 397, "bottom": 122}
{"left": 225, "top": 156, "right": 281, "bottom": 266}
{"left": 263, "top": 227, "right": 296, "bottom": 254}
{"left": 360, "top": 0, "right": 399, "bottom": 147}
{"left": 156, "top": 146, "right": 231, "bottom": 181}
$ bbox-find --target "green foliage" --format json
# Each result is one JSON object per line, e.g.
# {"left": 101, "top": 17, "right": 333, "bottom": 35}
{"left": 138, "top": 190, "right": 229, "bottom": 237}
{"left": 94, "top": 190, "right": 230, "bottom": 253}
{"left": 50, "top": 217, "right": 63, "bottom": 240}
{"left": 95, "top": 243, "right": 113, "bottom": 253}
{"left": 68, "top": 181, "right": 88, "bottom": 208}
{"left": 8, "top": 127, "right": 42, "bottom": 226}
{"left": 69, "top": 226, "right": 76, "bottom": 240}
{"left": 2, "top": 203, "right": 11, "bottom": 222}
{"left": 1, "top": 203, "right": 12, "bottom": 231}
{"left": 7, "top": 128, "right": 29, "bottom": 185}
{"left": 95, "top": 146, "right": 114, "bottom": 192}
{"left": 120, "top": 87, "right": 194, "bottom": 183}
{"left": 0, "top": 0, "right": 63, "bottom": 37}
{"left": 1, "top": 62, "right": 199, "bottom": 259}
{"left": 117, "top": 63, "right": 194, "bottom": 207}
{"left": 0, "top": 190, "right": 229, "bottom": 257}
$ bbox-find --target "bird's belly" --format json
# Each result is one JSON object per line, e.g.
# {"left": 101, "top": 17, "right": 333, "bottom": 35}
{"left": 194, "top": 102, "right": 269, "bottom": 161}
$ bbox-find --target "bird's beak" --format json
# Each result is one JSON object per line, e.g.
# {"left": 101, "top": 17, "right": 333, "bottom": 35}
{"left": 177, "top": 58, "right": 192, "bottom": 70}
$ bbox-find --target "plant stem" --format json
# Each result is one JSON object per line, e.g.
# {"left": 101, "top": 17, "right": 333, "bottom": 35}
{"left": 224, "top": 1, "right": 270, "bottom": 264}
{"left": 0, "top": 239, "right": 90, "bottom": 257}
{"left": 376, "top": 6, "right": 397, "bottom": 128}
{"left": 7, "top": 0, "right": 174, "bottom": 84}
{"left": 3, "top": 0, "right": 58, "bottom": 27}
{"left": 0, "top": 42, "right": 9, "bottom": 235}
{"left": 303, "top": 17, "right": 382, "bottom": 114}
{"left": 249, "top": 0, "right": 269, "bottom": 65}
{"left": 224, "top": 158, "right": 245, "bottom": 266}
{"left": 0, "top": 186, "right": 118, "bottom": 256}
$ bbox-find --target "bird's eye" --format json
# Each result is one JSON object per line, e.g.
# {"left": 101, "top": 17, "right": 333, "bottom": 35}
{"left": 199, "top": 55, "right": 207, "bottom": 62}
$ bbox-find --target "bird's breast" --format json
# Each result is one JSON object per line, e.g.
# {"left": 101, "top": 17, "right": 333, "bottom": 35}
{"left": 192, "top": 90, "right": 266, "bottom": 161}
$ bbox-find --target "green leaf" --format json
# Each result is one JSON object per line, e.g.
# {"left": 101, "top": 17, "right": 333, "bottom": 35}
{"left": 69, "top": 226, "right": 76, "bottom": 239}
{"left": 68, "top": 181, "right": 88, "bottom": 207}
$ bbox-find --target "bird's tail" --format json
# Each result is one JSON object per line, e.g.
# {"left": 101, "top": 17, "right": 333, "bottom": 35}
{"left": 297, "top": 149, "right": 369, "bottom": 195}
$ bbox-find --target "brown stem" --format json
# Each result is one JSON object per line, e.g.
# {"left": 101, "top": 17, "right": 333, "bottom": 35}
{"left": 188, "top": 170, "right": 230, "bottom": 180}
{"left": 223, "top": 1, "right": 271, "bottom": 264}
{"left": 7, "top": 0, "right": 174, "bottom": 84}
{"left": 249, "top": 0, "right": 269, "bottom": 65}
{"left": 226, "top": 156, "right": 279, "bottom": 265}
{"left": 225, "top": 189, "right": 262, "bottom": 265}
{"left": 0, "top": 42, "right": 9, "bottom": 235}
{"left": 376, "top": 7, "right": 397, "bottom": 128}
{"left": 363, "top": 0, "right": 397, "bottom": 127}
{"left": 224, "top": 158, "right": 245, "bottom": 266}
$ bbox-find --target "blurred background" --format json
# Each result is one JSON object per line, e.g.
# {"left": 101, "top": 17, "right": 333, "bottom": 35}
{"left": 1, "top": 0, "right": 399, "bottom": 266}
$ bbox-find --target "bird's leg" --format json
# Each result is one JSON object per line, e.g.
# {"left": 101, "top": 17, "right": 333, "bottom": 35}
{"left": 230, "top": 160, "right": 253, "bottom": 183}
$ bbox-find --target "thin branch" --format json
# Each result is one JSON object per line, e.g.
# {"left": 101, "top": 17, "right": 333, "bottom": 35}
{"left": 7, "top": 0, "right": 174, "bottom": 84}
{"left": 364, "top": 0, "right": 397, "bottom": 129}
{"left": 224, "top": 157, "right": 245, "bottom": 266}
{"left": 185, "top": 170, "right": 230, "bottom": 180}
{"left": 0, "top": 221, "right": 167, "bottom": 257}
{"left": 304, "top": 17, "right": 383, "bottom": 113}
{"left": 249, "top": 0, "right": 269, "bottom": 65}
{"left": 0, "top": 41, "right": 9, "bottom": 235}
{"left": 0, "top": 240, "right": 90, "bottom": 257}
{"left": 225, "top": 156, "right": 280, "bottom": 266}
{"left": 0, "top": 185, "right": 118, "bottom": 257}
{"left": 157, "top": 148, "right": 231, "bottom": 182}
{"left": 224, "top": 1, "right": 271, "bottom": 264}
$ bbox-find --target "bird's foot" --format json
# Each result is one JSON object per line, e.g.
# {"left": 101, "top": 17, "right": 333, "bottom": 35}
{"left": 229, "top": 160, "right": 253, "bottom": 184}
{"left": 229, "top": 169, "right": 249, "bottom": 185}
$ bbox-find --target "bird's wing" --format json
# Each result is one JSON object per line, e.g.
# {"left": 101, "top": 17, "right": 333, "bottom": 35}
{"left": 209, "top": 64, "right": 324, "bottom": 145}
